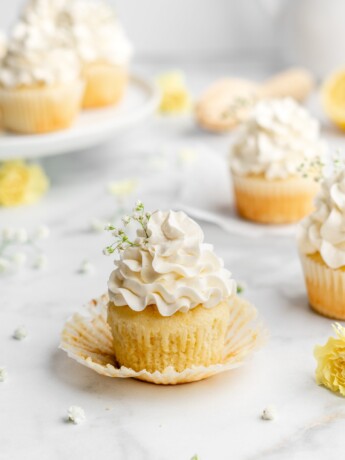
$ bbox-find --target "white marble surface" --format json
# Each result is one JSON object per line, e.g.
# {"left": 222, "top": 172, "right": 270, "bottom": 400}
{"left": 1, "top": 63, "right": 345, "bottom": 460}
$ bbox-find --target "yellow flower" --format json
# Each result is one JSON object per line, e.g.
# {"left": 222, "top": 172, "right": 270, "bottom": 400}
{"left": 314, "top": 323, "right": 345, "bottom": 396}
{"left": 157, "top": 71, "right": 192, "bottom": 114}
{"left": 0, "top": 160, "right": 49, "bottom": 207}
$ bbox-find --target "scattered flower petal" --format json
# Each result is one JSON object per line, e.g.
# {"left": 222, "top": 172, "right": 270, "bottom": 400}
{"left": 157, "top": 71, "right": 192, "bottom": 114}
{"left": 90, "top": 219, "right": 105, "bottom": 233}
{"left": 67, "top": 406, "right": 86, "bottom": 425}
{"left": 78, "top": 260, "right": 95, "bottom": 275}
{"left": 13, "top": 326, "right": 27, "bottom": 340}
{"left": 11, "top": 252, "right": 27, "bottom": 267}
{"left": 178, "top": 149, "right": 198, "bottom": 165}
{"left": 107, "top": 179, "right": 137, "bottom": 198}
{"left": 33, "top": 225, "right": 50, "bottom": 240}
{"left": 261, "top": 405, "right": 276, "bottom": 421}
{"left": 0, "top": 367, "right": 8, "bottom": 382}
{"left": 0, "top": 257, "right": 9, "bottom": 273}
{"left": 33, "top": 254, "right": 48, "bottom": 270}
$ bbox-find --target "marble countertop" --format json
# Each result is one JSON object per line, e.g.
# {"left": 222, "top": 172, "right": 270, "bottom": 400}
{"left": 1, "top": 63, "right": 344, "bottom": 460}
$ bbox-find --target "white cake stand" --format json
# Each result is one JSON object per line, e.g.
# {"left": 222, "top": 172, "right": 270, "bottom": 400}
{"left": 0, "top": 74, "right": 160, "bottom": 160}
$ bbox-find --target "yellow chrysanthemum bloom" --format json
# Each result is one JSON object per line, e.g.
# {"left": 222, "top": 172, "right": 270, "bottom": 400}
{"left": 314, "top": 323, "right": 345, "bottom": 396}
{"left": 157, "top": 71, "right": 192, "bottom": 114}
{"left": 0, "top": 160, "right": 49, "bottom": 207}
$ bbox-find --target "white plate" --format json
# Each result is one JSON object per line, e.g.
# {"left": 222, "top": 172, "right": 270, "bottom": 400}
{"left": 0, "top": 74, "right": 160, "bottom": 160}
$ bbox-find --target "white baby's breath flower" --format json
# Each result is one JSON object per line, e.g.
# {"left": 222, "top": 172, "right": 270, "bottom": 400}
{"left": 1, "top": 227, "right": 15, "bottom": 243}
{"left": 14, "top": 228, "right": 28, "bottom": 244}
{"left": 134, "top": 200, "right": 143, "bottom": 211}
{"left": 261, "top": 405, "right": 276, "bottom": 421}
{"left": 33, "top": 225, "right": 50, "bottom": 240}
{"left": 90, "top": 219, "right": 105, "bottom": 233}
{"left": 67, "top": 406, "right": 86, "bottom": 425}
{"left": 0, "top": 367, "right": 8, "bottom": 382}
{"left": 11, "top": 252, "right": 27, "bottom": 267}
{"left": 13, "top": 326, "right": 27, "bottom": 340}
{"left": 0, "top": 257, "right": 9, "bottom": 273}
{"left": 78, "top": 260, "right": 95, "bottom": 275}
{"left": 33, "top": 254, "right": 48, "bottom": 270}
{"left": 112, "top": 228, "right": 120, "bottom": 237}
{"left": 122, "top": 215, "right": 131, "bottom": 226}
{"left": 104, "top": 223, "right": 115, "bottom": 231}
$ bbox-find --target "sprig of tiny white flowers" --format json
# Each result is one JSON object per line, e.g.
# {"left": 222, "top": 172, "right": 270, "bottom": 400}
{"left": 103, "top": 201, "right": 151, "bottom": 256}
{"left": 297, "top": 152, "right": 345, "bottom": 182}
{"left": 221, "top": 95, "right": 257, "bottom": 121}
{"left": 0, "top": 225, "right": 49, "bottom": 273}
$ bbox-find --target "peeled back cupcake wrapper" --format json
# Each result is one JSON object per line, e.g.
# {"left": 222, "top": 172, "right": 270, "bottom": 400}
{"left": 60, "top": 294, "right": 266, "bottom": 385}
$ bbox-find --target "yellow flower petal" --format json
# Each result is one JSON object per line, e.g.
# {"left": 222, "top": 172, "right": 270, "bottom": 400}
{"left": 314, "top": 323, "right": 345, "bottom": 396}
{"left": 0, "top": 160, "right": 49, "bottom": 207}
{"left": 157, "top": 71, "right": 192, "bottom": 114}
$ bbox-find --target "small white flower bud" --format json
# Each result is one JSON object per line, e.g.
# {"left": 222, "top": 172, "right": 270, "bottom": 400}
{"left": 122, "top": 215, "right": 131, "bottom": 225}
{"left": 11, "top": 252, "right": 27, "bottom": 267}
{"left": 14, "top": 228, "right": 28, "bottom": 244}
{"left": 78, "top": 260, "right": 95, "bottom": 275}
{"left": 0, "top": 257, "right": 9, "bottom": 272}
{"left": 13, "top": 326, "right": 27, "bottom": 340}
{"left": 33, "top": 254, "right": 48, "bottom": 270}
{"left": 67, "top": 406, "right": 86, "bottom": 425}
{"left": 261, "top": 405, "right": 276, "bottom": 421}
{"left": 103, "top": 247, "right": 113, "bottom": 256}
{"left": 104, "top": 223, "right": 114, "bottom": 231}
{"left": 33, "top": 225, "right": 50, "bottom": 240}
{"left": 0, "top": 367, "right": 8, "bottom": 382}
{"left": 1, "top": 227, "right": 15, "bottom": 242}
{"left": 112, "top": 229, "right": 120, "bottom": 237}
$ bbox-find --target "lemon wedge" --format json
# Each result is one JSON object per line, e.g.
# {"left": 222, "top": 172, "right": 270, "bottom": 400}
{"left": 322, "top": 69, "right": 345, "bottom": 129}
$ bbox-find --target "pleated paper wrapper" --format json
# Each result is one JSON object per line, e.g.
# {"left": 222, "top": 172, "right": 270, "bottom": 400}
{"left": 60, "top": 294, "right": 266, "bottom": 385}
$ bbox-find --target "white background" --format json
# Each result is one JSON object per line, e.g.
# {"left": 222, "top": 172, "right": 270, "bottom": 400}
{"left": 0, "top": 0, "right": 280, "bottom": 60}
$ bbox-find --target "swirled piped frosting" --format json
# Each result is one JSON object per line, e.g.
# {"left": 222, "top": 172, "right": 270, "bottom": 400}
{"left": 0, "top": 12, "right": 80, "bottom": 88}
{"left": 108, "top": 210, "right": 236, "bottom": 316}
{"left": 230, "top": 98, "right": 327, "bottom": 180}
{"left": 57, "top": 0, "right": 133, "bottom": 66}
{"left": 298, "top": 169, "right": 345, "bottom": 269}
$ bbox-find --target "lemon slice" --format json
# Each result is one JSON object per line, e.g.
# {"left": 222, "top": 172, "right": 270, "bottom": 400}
{"left": 322, "top": 69, "right": 345, "bottom": 129}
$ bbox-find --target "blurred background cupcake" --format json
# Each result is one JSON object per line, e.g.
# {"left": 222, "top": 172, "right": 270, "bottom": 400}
{"left": 230, "top": 98, "right": 327, "bottom": 224}
{"left": 58, "top": 0, "right": 133, "bottom": 109}
{"left": 0, "top": 6, "right": 83, "bottom": 134}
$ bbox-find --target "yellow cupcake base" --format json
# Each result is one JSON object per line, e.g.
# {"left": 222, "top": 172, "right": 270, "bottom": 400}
{"left": 300, "top": 252, "right": 345, "bottom": 319}
{"left": 0, "top": 80, "right": 84, "bottom": 134}
{"left": 60, "top": 294, "right": 265, "bottom": 385}
{"left": 108, "top": 301, "right": 230, "bottom": 373}
{"left": 232, "top": 172, "right": 319, "bottom": 224}
{"left": 82, "top": 62, "right": 128, "bottom": 109}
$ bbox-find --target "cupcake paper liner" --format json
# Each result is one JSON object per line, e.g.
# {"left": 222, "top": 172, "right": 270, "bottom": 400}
{"left": 300, "top": 252, "right": 345, "bottom": 319}
{"left": 82, "top": 63, "right": 128, "bottom": 108}
{"left": 232, "top": 172, "right": 319, "bottom": 224}
{"left": 60, "top": 294, "right": 266, "bottom": 385}
{"left": 0, "top": 79, "right": 84, "bottom": 134}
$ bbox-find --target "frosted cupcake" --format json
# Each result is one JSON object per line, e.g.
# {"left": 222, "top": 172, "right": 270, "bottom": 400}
{"left": 230, "top": 98, "right": 327, "bottom": 224}
{"left": 0, "top": 17, "right": 83, "bottom": 134}
{"left": 58, "top": 0, "right": 133, "bottom": 109}
{"left": 298, "top": 169, "right": 345, "bottom": 319}
{"left": 105, "top": 202, "right": 237, "bottom": 373}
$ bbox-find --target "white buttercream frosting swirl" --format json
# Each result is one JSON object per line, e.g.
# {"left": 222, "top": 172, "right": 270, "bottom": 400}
{"left": 298, "top": 169, "right": 345, "bottom": 269}
{"left": 230, "top": 98, "right": 327, "bottom": 180}
{"left": 58, "top": 0, "right": 133, "bottom": 66}
{"left": 108, "top": 210, "right": 236, "bottom": 316}
{"left": 0, "top": 8, "right": 80, "bottom": 88}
